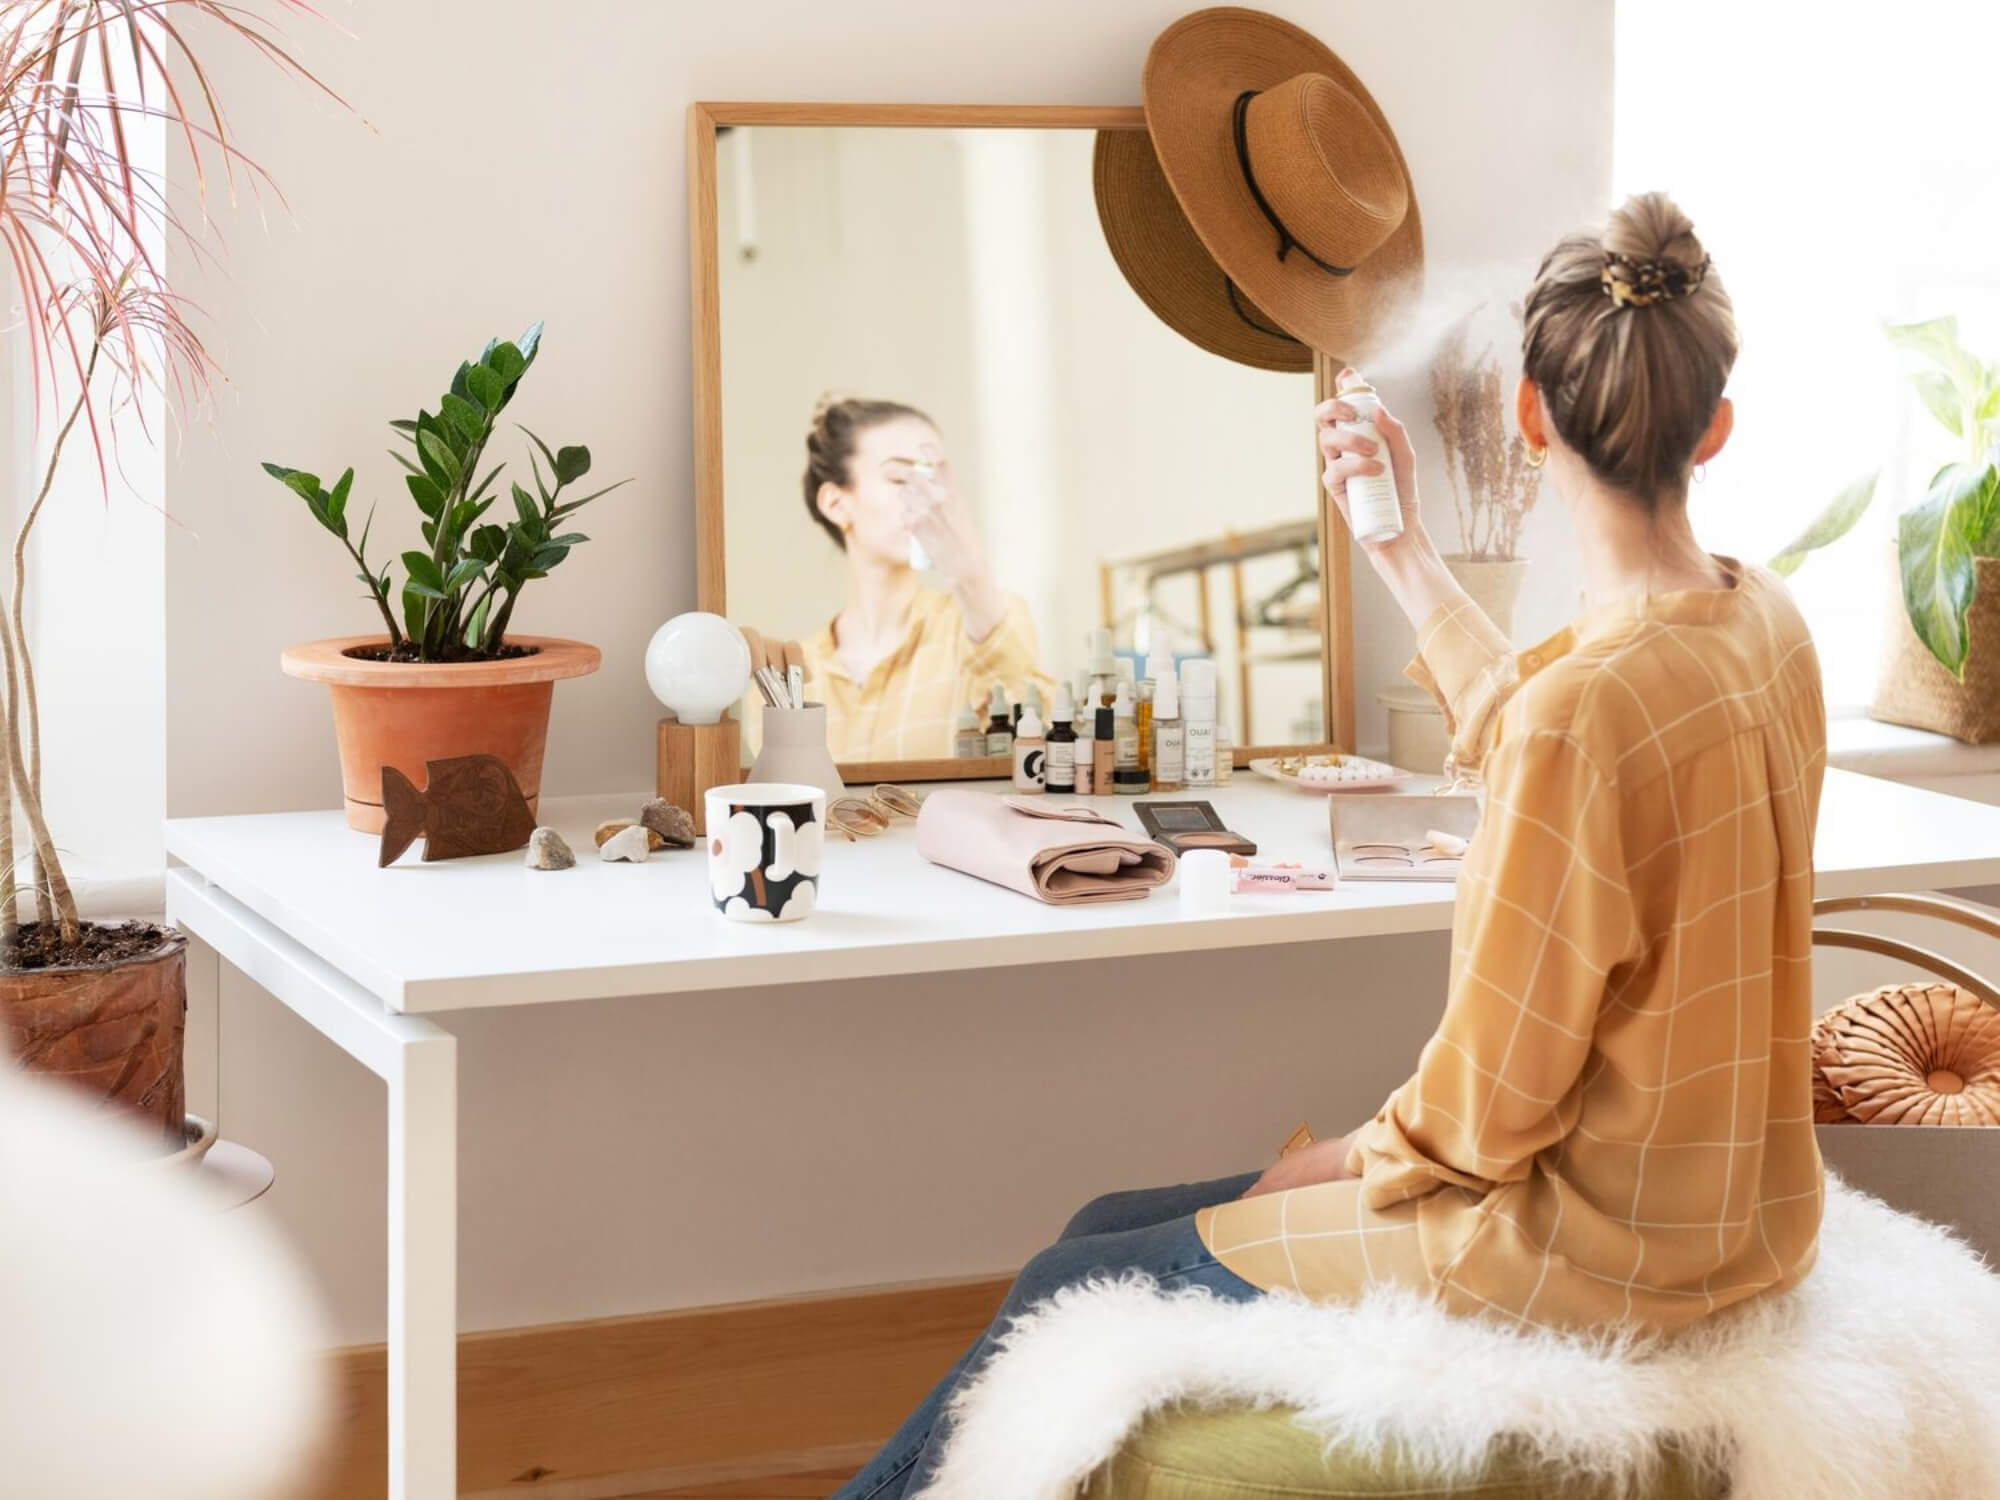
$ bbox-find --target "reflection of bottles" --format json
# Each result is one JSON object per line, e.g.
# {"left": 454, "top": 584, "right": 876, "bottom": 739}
{"left": 985, "top": 683, "right": 1013, "bottom": 757}
{"left": 1012, "top": 703, "right": 1046, "bottom": 793}
{"left": 1045, "top": 683, "right": 1078, "bottom": 795}
{"left": 1073, "top": 674, "right": 1097, "bottom": 795}
{"left": 954, "top": 705, "right": 985, "bottom": 759}
{"left": 1112, "top": 681, "right": 1146, "bottom": 795}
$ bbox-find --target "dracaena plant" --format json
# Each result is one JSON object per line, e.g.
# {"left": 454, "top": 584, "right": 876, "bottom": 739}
{"left": 1770, "top": 316, "right": 2000, "bottom": 677}
{"left": 2, "top": 1, "right": 336, "bottom": 953}
{"left": 263, "top": 324, "right": 628, "bottom": 662}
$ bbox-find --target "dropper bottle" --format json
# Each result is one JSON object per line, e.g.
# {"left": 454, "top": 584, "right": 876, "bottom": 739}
{"left": 985, "top": 683, "right": 1014, "bottom": 757}
{"left": 1045, "top": 682, "right": 1078, "bottom": 795}
{"left": 1151, "top": 662, "right": 1185, "bottom": 792}
{"left": 1112, "top": 681, "right": 1147, "bottom": 795}
{"left": 1073, "top": 671, "right": 1097, "bottom": 795}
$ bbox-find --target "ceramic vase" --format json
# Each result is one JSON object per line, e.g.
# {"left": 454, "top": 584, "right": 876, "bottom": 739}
{"left": 1443, "top": 554, "right": 1529, "bottom": 640}
{"left": 749, "top": 704, "right": 847, "bottom": 801}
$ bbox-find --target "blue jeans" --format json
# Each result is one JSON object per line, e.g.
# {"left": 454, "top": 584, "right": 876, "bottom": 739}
{"left": 830, "top": 1172, "right": 1263, "bottom": 1500}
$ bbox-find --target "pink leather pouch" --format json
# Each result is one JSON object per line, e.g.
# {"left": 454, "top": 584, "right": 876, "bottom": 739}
{"left": 915, "top": 791, "right": 1177, "bottom": 905}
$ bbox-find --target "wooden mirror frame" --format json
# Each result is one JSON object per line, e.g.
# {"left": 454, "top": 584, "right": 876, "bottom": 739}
{"left": 688, "top": 101, "right": 1356, "bottom": 784}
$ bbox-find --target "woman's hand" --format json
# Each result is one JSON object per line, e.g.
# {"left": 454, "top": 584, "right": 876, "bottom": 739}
{"left": 1239, "top": 1129, "right": 1362, "bottom": 1199}
{"left": 1316, "top": 370, "right": 1430, "bottom": 559}
{"left": 901, "top": 462, "right": 1006, "bottom": 642}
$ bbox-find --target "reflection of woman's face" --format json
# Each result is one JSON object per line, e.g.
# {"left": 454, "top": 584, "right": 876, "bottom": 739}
{"left": 819, "top": 416, "right": 945, "bottom": 566}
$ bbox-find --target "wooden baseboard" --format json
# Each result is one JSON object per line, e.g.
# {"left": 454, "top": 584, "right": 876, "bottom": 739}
{"left": 313, "top": 1275, "right": 1012, "bottom": 1500}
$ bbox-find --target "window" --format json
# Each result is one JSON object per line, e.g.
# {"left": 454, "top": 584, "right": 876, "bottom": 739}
{"left": 1614, "top": 0, "right": 2000, "bottom": 708}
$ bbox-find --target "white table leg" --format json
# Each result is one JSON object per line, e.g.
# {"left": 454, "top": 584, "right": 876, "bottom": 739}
{"left": 166, "top": 869, "right": 459, "bottom": 1500}
{"left": 388, "top": 1024, "right": 457, "bottom": 1500}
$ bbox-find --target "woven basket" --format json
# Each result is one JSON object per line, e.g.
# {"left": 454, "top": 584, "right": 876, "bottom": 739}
{"left": 1872, "top": 551, "right": 2000, "bottom": 744}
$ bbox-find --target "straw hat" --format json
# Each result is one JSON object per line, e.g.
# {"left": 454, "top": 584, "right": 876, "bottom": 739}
{"left": 1094, "top": 129, "right": 1312, "bottom": 373}
{"left": 1103, "top": 7, "right": 1424, "bottom": 365}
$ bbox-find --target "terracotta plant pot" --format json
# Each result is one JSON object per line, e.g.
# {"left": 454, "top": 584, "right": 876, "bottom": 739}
{"left": 1, "top": 927, "right": 187, "bottom": 1149}
{"left": 282, "top": 635, "right": 602, "bottom": 832}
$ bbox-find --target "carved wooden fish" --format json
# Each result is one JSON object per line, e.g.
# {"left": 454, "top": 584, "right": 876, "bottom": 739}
{"left": 379, "top": 754, "right": 537, "bottom": 866}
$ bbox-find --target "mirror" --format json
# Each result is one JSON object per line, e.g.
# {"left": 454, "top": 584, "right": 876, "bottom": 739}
{"left": 691, "top": 104, "right": 1352, "bottom": 780}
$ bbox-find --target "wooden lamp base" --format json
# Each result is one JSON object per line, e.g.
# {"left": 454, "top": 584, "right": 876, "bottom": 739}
{"left": 657, "top": 716, "right": 742, "bottom": 834}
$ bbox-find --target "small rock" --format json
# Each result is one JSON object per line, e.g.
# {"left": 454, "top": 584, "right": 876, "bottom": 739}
{"left": 640, "top": 798, "right": 696, "bottom": 849}
{"left": 525, "top": 828, "right": 575, "bottom": 871}
{"left": 596, "top": 817, "right": 665, "bottom": 852}
{"left": 599, "top": 824, "right": 652, "bottom": 863}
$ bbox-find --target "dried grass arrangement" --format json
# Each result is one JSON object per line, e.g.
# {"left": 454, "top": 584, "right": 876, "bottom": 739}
{"left": 1431, "top": 310, "right": 1543, "bottom": 561}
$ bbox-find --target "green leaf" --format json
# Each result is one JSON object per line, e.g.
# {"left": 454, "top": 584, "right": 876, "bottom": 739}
{"left": 516, "top": 321, "right": 543, "bottom": 368}
{"left": 512, "top": 483, "right": 539, "bottom": 530}
{"left": 470, "top": 525, "right": 508, "bottom": 563}
{"left": 1887, "top": 316, "right": 1982, "bottom": 391}
{"left": 1909, "top": 371, "right": 1966, "bottom": 438}
{"left": 518, "top": 425, "right": 559, "bottom": 478}
{"left": 402, "top": 551, "right": 447, "bottom": 596}
{"left": 486, "top": 341, "right": 526, "bottom": 383}
{"left": 548, "top": 533, "right": 590, "bottom": 546}
{"left": 466, "top": 593, "right": 494, "bottom": 649}
{"left": 418, "top": 429, "right": 463, "bottom": 487}
{"left": 403, "top": 589, "right": 429, "bottom": 643}
{"left": 465, "top": 363, "right": 505, "bottom": 411}
{"left": 550, "top": 477, "right": 632, "bottom": 516}
{"left": 466, "top": 461, "right": 505, "bottom": 505}
{"left": 1898, "top": 460, "right": 2000, "bottom": 676}
{"left": 529, "top": 545, "right": 572, "bottom": 572}
{"left": 406, "top": 472, "right": 447, "bottom": 518}
{"left": 325, "top": 468, "right": 354, "bottom": 538}
{"left": 388, "top": 419, "right": 421, "bottom": 436}
{"left": 440, "top": 393, "right": 486, "bottom": 443}
{"left": 388, "top": 448, "right": 422, "bottom": 476}
{"left": 263, "top": 463, "right": 321, "bottom": 503}
{"left": 1768, "top": 472, "right": 1878, "bottom": 576}
{"left": 421, "top": 519, "right": 437, "bottom": 548}
{"left": 445, "top": 558, "right": 486, "bottom": 592}
{"left": 449, "top": 361, "right": 475, "bottom": 404}
{"left": 554, "top": 445, "right": 591, "bottom": 483}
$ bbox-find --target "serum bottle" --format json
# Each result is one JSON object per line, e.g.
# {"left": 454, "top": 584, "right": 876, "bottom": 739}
{"left": 1334, "top": 371, "right": 1404, "bottom": 546}
{"left": 1112, "top": 681, "right": 1147, "bottom": 795}
{"left": 1073, "top": 672, "right": 1097, "bottom": 795}
{"left": 985, "top": 683, "right": 1014, "bottom": 757}
{"left": 1214, "top": 684, "right": 1234, "bottom": 785}
{"left": 1011, "top": 702, "right": 1046, "bottom": 793}
{"left": 1045, "top": 682, "right": 1078, "bottom": 795}
{"left": 1181, "top": 657, "right": 1217, "bottom": 787}
{"left": 1151, "top": 664, "right": 1185, "bottom": 792}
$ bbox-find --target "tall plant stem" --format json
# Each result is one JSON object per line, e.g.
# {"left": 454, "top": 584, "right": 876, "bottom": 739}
{"left": 12, "top": 343, "right": 99, "bottom": 930}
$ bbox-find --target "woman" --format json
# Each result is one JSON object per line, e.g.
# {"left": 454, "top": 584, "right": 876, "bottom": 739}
{"left": 745, "top": 397, "right": 1053, "bottom": 761}
{"left": 835, "top": 193, "right": 1824, "bottom": 1499}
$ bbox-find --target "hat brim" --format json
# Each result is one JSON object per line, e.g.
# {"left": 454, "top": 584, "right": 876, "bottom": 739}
{"left": 1093, "top": 128, "right": 1313, "bottom": 374}
{"left": 1142, "top": 6, "right": 1424, "bottom": 363}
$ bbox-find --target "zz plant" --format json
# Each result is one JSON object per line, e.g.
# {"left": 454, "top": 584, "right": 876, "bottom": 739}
{"left": 1771, "top": 316, "right": 2000, "bottom": 677}
{"left": 265, "top": 323, "right": 627, "bottom": 661}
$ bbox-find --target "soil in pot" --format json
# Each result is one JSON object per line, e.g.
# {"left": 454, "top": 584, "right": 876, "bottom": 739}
{"left": 2, "top": 920, "right": 188, "bottom": 1149}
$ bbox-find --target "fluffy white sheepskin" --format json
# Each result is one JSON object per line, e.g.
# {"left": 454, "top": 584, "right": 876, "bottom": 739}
{"left": 917, "top": 1178, "right": 2000, "bottom": 1500}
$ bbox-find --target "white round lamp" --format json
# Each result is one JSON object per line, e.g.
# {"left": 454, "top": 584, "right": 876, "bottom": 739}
{"left": 645, "top": 613, "right": 751, "bottom": 725}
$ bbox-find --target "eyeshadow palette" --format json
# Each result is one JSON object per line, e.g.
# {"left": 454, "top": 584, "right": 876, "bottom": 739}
{"left": 1327, "top": 787, "right": 1480, "bottom": 883}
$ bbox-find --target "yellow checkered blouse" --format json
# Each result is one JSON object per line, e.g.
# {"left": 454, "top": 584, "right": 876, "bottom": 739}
{"left": 1199, "top": 560, "right": 1829, "bottom": 1332}
{"left": 800, "top": 589, "right": 1056, "bottom": 763}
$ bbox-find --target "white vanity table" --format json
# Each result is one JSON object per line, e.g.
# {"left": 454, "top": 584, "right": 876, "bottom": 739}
{"left": 164, "top": 768, "right": 2000, "bottom": 1500}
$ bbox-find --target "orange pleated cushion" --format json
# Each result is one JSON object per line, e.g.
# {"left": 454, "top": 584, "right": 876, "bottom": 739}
{"left": 1812, "top": 983, "right": 2000, "bottom": 1126}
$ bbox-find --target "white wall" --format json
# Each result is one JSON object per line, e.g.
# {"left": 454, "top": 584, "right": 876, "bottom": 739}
{"left": 166, "top": 0, "right": 1615, "bottom": 1342}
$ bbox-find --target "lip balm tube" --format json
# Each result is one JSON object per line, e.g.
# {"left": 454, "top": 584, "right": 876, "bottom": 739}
{"left": 1229, "top": 865, "right": 1338, "bottom": 893}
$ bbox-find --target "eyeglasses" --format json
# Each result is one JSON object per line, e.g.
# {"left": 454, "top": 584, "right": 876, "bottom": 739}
{"left": 827, "top": 784, "right": 924, "bottom": 841}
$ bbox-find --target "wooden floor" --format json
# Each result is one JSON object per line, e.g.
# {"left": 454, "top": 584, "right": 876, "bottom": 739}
{"left": 631, "top": 1469, "right": 853, "bottom": 1500}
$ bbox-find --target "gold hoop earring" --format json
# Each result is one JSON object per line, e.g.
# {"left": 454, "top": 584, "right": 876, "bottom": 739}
{"left": 1524, "top": 444, "right": 1547, "bottom": 470}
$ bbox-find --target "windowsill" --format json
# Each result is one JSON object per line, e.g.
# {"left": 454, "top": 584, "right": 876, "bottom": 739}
{"left": 1826, "top": 710, "right": 2000, "bottom": 782}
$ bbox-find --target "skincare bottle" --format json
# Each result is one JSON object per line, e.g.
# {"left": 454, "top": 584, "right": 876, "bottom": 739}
{"left": 1086, "top": 626, "right": 1118, "bottom": 688}
{"left": 1182, "top": 657, "right": 1217, "bottom": 787}
{"left": 1214, "top": 685, "right": 1234, "bottom": 786}
{"left": 1151, "top": 664, "right": 1185, "bottom": 792}
{"left": 1112, "top": 681, "right": 1147, "bottom": 795}
{"left": 985, "top": 683, "right": 1014, "bottom": 757}
{"left": 1138, "top": 643, "right": 1172, "bottom": 779}
{"left": 1334, "top": 371, "right": 1405, "bottom": 545}
{"left": 1045, "top": 683, "right": 1078, "bottom": 795}
{"left": 1073, "top": 672, "right": 1097, "bottom": 795}
{"left": 1012, "top": 703, "right": 1047, "bottom": 794}
{"left": 953, "top": 705, "right": 985, "bottom": 759}
{"left": 1092, "top": 703, "right": 1115, "bottom": 795}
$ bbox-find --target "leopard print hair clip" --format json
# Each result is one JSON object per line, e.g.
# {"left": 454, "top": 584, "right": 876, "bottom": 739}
{"left": 1600, "top": 251, "right": 1711, "bottom": 309}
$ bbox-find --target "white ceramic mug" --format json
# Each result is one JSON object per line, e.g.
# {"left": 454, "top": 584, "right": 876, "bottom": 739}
{"left": 704, "top": 782, "right": 826, "bottom": 922}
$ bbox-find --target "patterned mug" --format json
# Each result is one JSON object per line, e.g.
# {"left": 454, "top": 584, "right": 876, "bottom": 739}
{"left": 704, "top": 782, "right": 826, "bottom": 922}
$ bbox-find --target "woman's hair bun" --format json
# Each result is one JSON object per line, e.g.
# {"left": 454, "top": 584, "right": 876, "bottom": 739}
{"left": 1603, "top": 190, "right": 1707, "bottom": 272}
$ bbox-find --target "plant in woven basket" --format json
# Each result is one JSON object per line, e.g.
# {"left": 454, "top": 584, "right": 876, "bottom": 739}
{"left": 1770, "top": 316, "right": 2000, "bottom": 677}
{"left": 2, "top": 1, "right": 337, "bottom": 1142}
{"left": 1430, "top": 308, "right": 1544, "bottom": 562}
{"left": 262, "top": 327, "right": 628, "bottom": 662}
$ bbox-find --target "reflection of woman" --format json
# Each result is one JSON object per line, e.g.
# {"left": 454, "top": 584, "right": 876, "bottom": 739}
{"left": 834, "top": 195, "right": 1827, "bottom": 1500}
{"left": 749, "top": 397, "right": 1052, "bottom": 761}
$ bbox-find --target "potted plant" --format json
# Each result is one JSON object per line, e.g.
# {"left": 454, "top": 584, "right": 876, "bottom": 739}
{"left": 1430, "top": 309, "right": 1544, "bottom": 638}
{"left": 1, "top": 1, "right": 334, "bottom": 1150}
{"left": 1770, "top": 317, "right": 2000, "bottom": 743}
{"left": 266, "top": 331, "right": 626, "bottom": 831}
